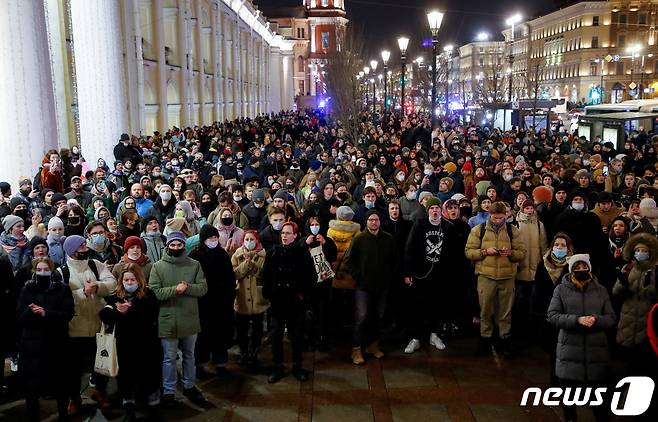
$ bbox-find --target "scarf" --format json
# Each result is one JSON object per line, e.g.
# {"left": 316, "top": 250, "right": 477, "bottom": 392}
{"left": 542, "top": 250, "right": 569, "bottom": 284}
{"left": 1, "top": 232, "right": 28, "bottom": 252}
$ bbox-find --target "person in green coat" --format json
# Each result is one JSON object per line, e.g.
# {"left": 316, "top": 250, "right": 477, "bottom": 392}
{"left": 148, "top": 231, "right": 208, "bottom": 407}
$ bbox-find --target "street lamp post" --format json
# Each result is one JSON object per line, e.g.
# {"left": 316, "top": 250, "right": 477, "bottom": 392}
{"left": 628, "top": 44, "right": 642, "bottom": 100}
{"left": 427, "top": 11, "right": 444, "bottom": 129}
{"left": 370, "top": 59, "right": 379, "bottom": 116}
{"left": 444, "top": 45, "right": 453, "bottom": 120}
{"left": 506, "top": 14, "right": 521, "bottom": 103}
{"left": 381, "top": 50, "right": 391, "bottom": 120}
{"left": 398, "top": 36, "right": 410, "bottom": 116}
{"left": 363, "top": 66, "right": 371, "bottom": 109}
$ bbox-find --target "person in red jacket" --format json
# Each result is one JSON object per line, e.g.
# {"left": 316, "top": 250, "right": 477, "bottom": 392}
{"left": 40, "top": 150, "right": 64, "bottom": 193}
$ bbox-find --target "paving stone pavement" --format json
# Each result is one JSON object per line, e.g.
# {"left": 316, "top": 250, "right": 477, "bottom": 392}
{"left": 1, "top": 335, "right": 621, "bottom": 421}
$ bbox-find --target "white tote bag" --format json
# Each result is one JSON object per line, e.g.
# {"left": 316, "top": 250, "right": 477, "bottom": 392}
{"left": 94, "top": 323, "right": 119, "bottom": 377}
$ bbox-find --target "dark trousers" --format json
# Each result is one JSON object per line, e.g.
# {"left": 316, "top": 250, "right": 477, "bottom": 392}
{"left": 408, "top": 280, "right": 442, "bottom": 341}
{"left": 513, "top": 280, "right": 534, "bottom": 340}
{"left": 353, "top": 288, "right": 387, "bottom": 347}
{"left": 26, "top": 394, "right": 69, "bottom": 422}
{"left": 311, "top": 279, "right": 333, "bottom": 344}
{"left": 270, "top": 309, "right": 305, "bottom": 366}
{"left": 559, "top": 379, "right": 611, "bottom": 422}
{"left": 68, "top": 337, "right": 108, "bottom": 401}
{"left": 196, "top": 307, "right": 234, "bottom": 367}
{"left": 236, "top": 313, "right": 265, "bottom": 357}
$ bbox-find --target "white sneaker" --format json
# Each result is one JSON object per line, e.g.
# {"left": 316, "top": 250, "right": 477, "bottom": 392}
{"left": 9, "top": 358, "right": 18, "bottom": 373}
{"left": 404, "top": 339, "right": 421, "bottom": 354}
{"left": 430, "top": 333, "right": 446, "bottom": 350}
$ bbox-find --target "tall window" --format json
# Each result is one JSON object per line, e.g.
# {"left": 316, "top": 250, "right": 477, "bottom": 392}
{"left": 618, "top": 34, "right": 626, "bottom": 47}
{"left": 639, "top": 13, "right": 648, "bottom": 26}
{"left": 592, "top": 36, "right": 599, "bottom": 48}
{"left": 321, "top": 0, "right": 329, "bottom": 7}
{"left": 590, "top": 62, "right": 598, "bottom": 76}
{"left": 592, "top": 16, "right": 599, "bottom": 27}
{"left": 321, "top": 32, "right": 330, "bottom": 49}
{"left": 298, "top": 56, "right": 304, "bottom": 72}
{"left": 619, "top": 14, "right": 627, "bottom": 26}
{"left": 616, "top": 61, "right": 625, "bottom": 75}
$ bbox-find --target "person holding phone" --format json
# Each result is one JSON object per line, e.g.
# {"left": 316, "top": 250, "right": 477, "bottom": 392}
{"left": 465, "top": 201, "right": 526, "bottom": 357}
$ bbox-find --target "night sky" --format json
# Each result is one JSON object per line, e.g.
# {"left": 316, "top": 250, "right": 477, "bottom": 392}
{"left": 259, "top": 0, "right": 558, "bottom": 59}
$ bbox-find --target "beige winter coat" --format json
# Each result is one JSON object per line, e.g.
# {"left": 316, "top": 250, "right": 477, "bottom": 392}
{"left": 515, "top": 212, "right": 547, "bottom": 282}
{"left": 60, "top": 257, "right": 116, "bottom": 338}
{"left": 465, "top": 220, "right": 526, "bottom": 280}
{"left": 232, "top": 247, "right": 269, "bottom": 315}
{"left": 327, "top": 219, "right": 361, "bottom": 289}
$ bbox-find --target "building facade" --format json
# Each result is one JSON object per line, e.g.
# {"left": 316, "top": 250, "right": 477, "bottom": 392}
{"left": 501, "top": 0, "right": 658, "bottom": 105}
{"left": 264, "top": 0, "right": 348, "bottom": 98}
{"left": 1, "top": 0, "right": 295, "bottom": 186}
{"left": 458, "top": 41, "right": 507, "bottom": 106}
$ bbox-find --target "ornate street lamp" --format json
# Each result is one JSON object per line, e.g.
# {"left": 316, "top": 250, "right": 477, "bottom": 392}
{"left": 398, "top": 36, "right": 410, "bottom": 116}
{"left": 427, "top": 10, "right": 444, "bottom": 129}
{"left": 370, "top": 60, "right": 379, "bottom": 116}
{"left": 381, "top": 50, "right": 391, "bottom": 119}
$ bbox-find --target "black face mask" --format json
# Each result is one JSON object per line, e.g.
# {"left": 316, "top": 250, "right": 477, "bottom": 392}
{"left": 337, "top": 192, "right": 349, "bottom": 202}
{"left": 14, "top": 209, "right": 28, "bottom": 219}
{"left": 36, "top": 275, "right": 50, "bottom": 289}
{"left": 74, "top": 251, "right": 89, "bottom": 260}
{"left": 68, "top": 216, "right": 81, "bottom": 225}
{"left": 168, "top": 248, "right": 184, "bottom": 257}
{"left": 221, "top": 217, "right": 234, "bottom": 226}
{"left": 573, "top": 270, "right": 590, "bottom": 282}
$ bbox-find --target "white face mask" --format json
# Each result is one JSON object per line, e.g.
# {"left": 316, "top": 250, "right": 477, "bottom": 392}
{"left": 272, "top": 221, "right": 284, "bottom": 231}
{"left": 397, "top": 174, "right": 406, "bottom": 182}
{"left": 160, "top": 191, "right": 172, "bottom": 201}
{"left": 204, "top": 239, "right": 219, "bottom": 249}
{"left": 127, "top": 251, "right": 141, "bottom": 261}
{"left": 244, "top": 240, "right": 256, "bottom": 250}
{"left": 310, "top": 225, "right": 320, "bottom": 235}
{"left": 406, "top": 191, "right": 416, "bottom": 201}
{"left": 424, "top": 169, "right": 433, "bottom": 176}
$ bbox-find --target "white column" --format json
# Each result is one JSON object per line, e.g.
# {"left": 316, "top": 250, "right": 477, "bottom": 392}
{"left": 233, "top": 23, "right": 241, "bottom": 118}
{"left": 120, "top": 0, "right": 145, "bottom": 135}
{"left": 0, "top": 0, "right": 59, "bottom": 185}
{"left": 70, "top": 0, "right": 128, "bottom": 168}
{"left": 178, "top": 0, "right": 190, "bottom": 126}
{"left": 269, "top": 47, "right": 282, "bottom": 113}
{"left": 154, "top": 1, "right": 168, "bottom": 131}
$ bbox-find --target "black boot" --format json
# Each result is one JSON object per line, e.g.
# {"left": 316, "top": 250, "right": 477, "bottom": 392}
{"left": 268, "top": 365, "right": 285, "bottom": 384}
{"left": 292, "top": 364, "right": 309, "bottom": 382}
{"left": 495, "top": 337, "right": 515, "bottom": 358}
{"left": 474, "top": 337, "right": 492, "bottom": 356}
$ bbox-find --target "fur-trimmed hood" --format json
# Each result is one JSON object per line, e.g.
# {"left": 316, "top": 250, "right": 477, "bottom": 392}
{"left": 623, "top": 232, "right": 658, "bottom": 268}
{"left": 329, "top": 219, "right": 360, "bottom": 233}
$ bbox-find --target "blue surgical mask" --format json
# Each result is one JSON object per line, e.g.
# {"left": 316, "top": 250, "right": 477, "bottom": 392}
{"left": 552, "top": 247, "right": 568, "bottom": 259}
{"left": 310, "top": 225, "right": 320, "bottom": 235}
{"left": 244, "top": 240, "right": 256, "bottom": 250}
{"left": 365, "top": 200, "right": 375, "bottom": 209}
{"left": 572, "top": 202, "right": 585, "bottom": 211}
{"left": 91, "top": 234, "right": 107, "bottom": 246}
{"left": 634, "top": 251, "right": 650, "bottom": 262}
{"left": 123, "top": 283, "right": 138, "bottom": 294}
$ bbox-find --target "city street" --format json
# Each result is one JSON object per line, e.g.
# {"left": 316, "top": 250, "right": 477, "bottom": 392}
{"left": 1, "top": 335, "right": 620, "bottom": 421}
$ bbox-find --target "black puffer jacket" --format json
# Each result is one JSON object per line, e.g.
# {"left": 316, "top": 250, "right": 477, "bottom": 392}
{"left": 547, "top": 274, "right": 616, "bottom": 382}
{"left": 16, "top": 275, "right": 74, "bottom": 396}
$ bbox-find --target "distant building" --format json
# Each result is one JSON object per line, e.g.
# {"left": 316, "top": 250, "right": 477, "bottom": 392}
{"left": 262, "top": 0, "right": 348, "bottom": 99}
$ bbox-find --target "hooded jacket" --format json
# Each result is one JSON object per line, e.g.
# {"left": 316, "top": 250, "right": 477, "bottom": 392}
{"left": 515, "top": 211, "right": 548, "bottom": 282}
{"left": 547, "top": 273, "right": 616, "bottom": 382}
{"left": 148, "top": 249, "right": 208, "bottom": 338}
{"left": 613, "top": 233, "right": 658, "bottom": 348}
{"left": 232, "top": 246, "right": 269, "bottom": 315}
{"left": 465, "top": 219, "right": 526, "bottom": 280}
{"left": 327, "top": 219, "right": 360, "bottom": 289}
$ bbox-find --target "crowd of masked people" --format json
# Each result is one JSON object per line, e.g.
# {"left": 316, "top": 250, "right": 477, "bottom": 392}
{"left": 1, "top": 109, "right": 658, "bottom": 421}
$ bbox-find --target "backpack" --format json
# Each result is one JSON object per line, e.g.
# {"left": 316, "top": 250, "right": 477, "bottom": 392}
{"left": 58, "top": 259, "right": 100, "bottom": 285}
{"left": 478, "top": 222, "right": 513, "bottom": 244}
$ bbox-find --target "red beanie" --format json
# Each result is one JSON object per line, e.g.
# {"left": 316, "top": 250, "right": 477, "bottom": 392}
{"left": 124, "top": 236, "right": 144, "bottom": 252}
{"left": 532, "top": 185, "right": 553, "bottom": 204}
{"left": 462, "top": 161, "right": 473, "bottom": 172}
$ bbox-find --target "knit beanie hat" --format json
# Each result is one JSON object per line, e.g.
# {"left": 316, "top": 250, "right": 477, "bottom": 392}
{"left": 273, "top": 189, "right": 290, "bottom": 201}
{"left": 568, "top": 253, "right": 591, "bottom": 272}
{"left": 63, "top": 235, "right": 86, "bottom": 257}
{"left": 639, "top": 198, "right": 657, "bottom": 217}
{"left": 252, "top": 188, "right": 266, "bottom": 201}
{"left": 575, "top": 169, "right": 592, "bottom": 181}
{"left": 425, "top": 197, "right": 442, "bottom": 210}
{"left": 48, "top": 216, "right": 64, "bottom": 230}
{"left": 28, "top": 236, "right": 48, "bottom": 253}
{"left": 52, "top": 193, "right": 67, "bottom": 204}
{"left": 532, "top": 186, "right": 553, "bottom": 204}
{"left": 199, "top": 224, "right": 219, "bottom": 243}
{"left": 477, "top": 195, "right": 490, "bottom": 207}
{"left": 443, "top": 162, "right": 457, "bottom": 173}
{"left": 123, "top": 236, "right": 144, "bottom": 252}
{"left": 166, "top": 231, "right": 186, "bottom": 245}
{"left": 2, "top": 215, "right": 23, "bottom": 232}
{"left": 418, "top": 191, "right": 433, "bottom": 203}
{"left": 451, "top": 193, "right": 466, "bottom": 201}
{"left": 10, "top": 197, "right": 27, "bottom": 213}
{"left": 440, "top": 177, "right": 454, "bottom": 191}
{"left": 521, "top": 199, "right": 534, "bottom": 210}
{"left": 336, "top": 205, "right": 355, "bottom": 221}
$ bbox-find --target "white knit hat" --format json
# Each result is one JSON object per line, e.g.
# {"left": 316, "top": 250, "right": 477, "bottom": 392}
{"left": 568, "top": 253, "right": 591, "bottom": 272}
{"left": 47, "top": 216, "right": 64, "bottom": 230}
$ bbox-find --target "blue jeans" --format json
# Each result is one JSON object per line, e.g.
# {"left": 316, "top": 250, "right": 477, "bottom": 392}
{"left": 161, "top": 335, "right": 197, "bottom": 395}
{"left": 353, "top": 288, "right": 387, "bottom": 347}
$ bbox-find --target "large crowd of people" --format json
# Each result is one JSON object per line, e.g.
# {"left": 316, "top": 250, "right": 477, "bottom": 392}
{"left": 1, "top": 109, "right": 658, "bottom": 421}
